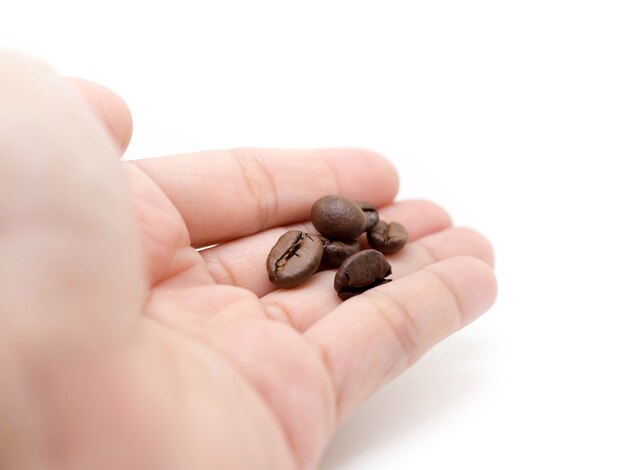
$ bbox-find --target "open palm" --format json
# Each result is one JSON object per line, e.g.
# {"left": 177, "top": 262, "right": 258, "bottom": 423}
{"left": 0, "top": 54, "right": 497, "bottom": 470}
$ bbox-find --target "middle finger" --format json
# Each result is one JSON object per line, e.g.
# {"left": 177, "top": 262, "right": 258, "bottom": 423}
{"left": 260, "top": 226, "right": 494, "bottom": 332}
{"left": 200, "top": 199, "right": 452, "bottom": 296}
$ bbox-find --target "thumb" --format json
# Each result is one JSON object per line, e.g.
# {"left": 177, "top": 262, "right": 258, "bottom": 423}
{"left": 0, "top": 52, "right": 146, "bottom": 358}
{"left": 67, "top": 77, "right": 134, "bottom": 153}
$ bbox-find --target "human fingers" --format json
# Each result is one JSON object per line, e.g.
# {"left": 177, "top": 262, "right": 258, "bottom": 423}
{"left": 124, "top": 164, "right": 214, "bottom": 288}
{"left": 261, "top": 227, "right": 494, "bottom": 330}
{"left": 0, "top": 52, "right": 144, "bottom": 354}
{"left": 68, "top": 77, "right": 133, "bottom": 152}
{"left": 131, "top": 148, "right": 399, "bottom": 247}
{"left": 201, "top": 199, "right": 452, "bottom": 295}
{"left": 305, "top": 256, "right": 498, "bottom": 421}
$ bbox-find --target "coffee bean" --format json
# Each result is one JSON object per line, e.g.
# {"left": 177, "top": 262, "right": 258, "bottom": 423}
{"left": 266, "top": 230, "right": 324, "bottom": 288}
{"left": 311, "top": 195, "right": 366, "bottom": 240}
{"left": 322, "top": 238, "right": 361, "bottom": 268}
{"left": 367, "top": 221, "right": 408, "bottom": 254}
{"left": 355, "top": 201, "right": 379, "bottom": 232}
{"left": 334, "top": 249, "right": 392, "bottom": 300}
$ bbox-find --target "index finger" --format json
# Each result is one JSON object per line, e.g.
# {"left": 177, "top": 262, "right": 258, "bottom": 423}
{"left": 131, "top": 148, "right": 399, "bottom": 247}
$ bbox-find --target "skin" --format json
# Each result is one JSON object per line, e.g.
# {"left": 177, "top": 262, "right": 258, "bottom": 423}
{"left": 0, "top": 52, "right": 498, "bottom": 470}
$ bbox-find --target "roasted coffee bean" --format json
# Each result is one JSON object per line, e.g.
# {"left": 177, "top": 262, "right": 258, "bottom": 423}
{"left": 355, "top": 201, "right": 379, "bottom": 232}
{"left": 266, "top": 230, "right": 324, "bottom": 288}
{"left": 334, "top": 249, "right": 392, "bottom": 300}
{"left": 322, "top": 238, "right": 361, "bottom": 268}
{"left": 311, "top": 195, "right": 366, "bottom": 240}
{"left": 367, "top": 221, "right": 408, "bottom": 254}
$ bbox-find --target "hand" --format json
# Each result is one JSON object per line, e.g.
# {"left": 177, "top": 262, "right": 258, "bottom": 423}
{"left": 0, "top": 53, "right": 497, "bottom": 470}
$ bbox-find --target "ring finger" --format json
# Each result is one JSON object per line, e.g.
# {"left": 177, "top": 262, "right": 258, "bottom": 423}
{"left": 200, "top": 199, "right": 452, "bottom": 296}
{"left": 260, "top": 226, "right": 494, "bottom": 331}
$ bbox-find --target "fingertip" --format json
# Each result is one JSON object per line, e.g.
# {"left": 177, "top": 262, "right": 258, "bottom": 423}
{"left": 320, "top": 148, "right": 400, "bottom": 205}
{"left": 457, "top": 228, "right": 496, "bottom": 268}
{"left": 67, "top": 77, "right": 133, "bottom": 152}
{"left": 426, "top": 256, "right": 498, "bottom": 326}
{"left": 365, "top": 149, "right": 401, "bottom": 201}
{"left": 419, "top": 200, "right": 454, "bottom": 228}
{"left": 380, "top": 199, "right": 453, "bottom": 239}
{"left": 421, "top": 226, "right": 495, "bottom": 268}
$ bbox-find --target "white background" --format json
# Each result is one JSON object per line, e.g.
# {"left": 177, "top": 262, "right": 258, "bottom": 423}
{"left": 2, "top": 1, "right": 625, "bottom": 468}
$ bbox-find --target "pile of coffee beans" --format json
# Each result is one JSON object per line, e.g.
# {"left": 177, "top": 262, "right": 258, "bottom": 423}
{"left": 266, "top": 195, "right": 408, "bottom": 300}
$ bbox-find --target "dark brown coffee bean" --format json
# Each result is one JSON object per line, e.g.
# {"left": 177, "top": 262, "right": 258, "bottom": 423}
{"left": 355, "top": 201, "right": 379, "bottom": 232}
{"left": 334, "top": 249, "right": 392, "bottom": 300}
{"left": 266, "top": 230, "right": 324, "bottom": 288}
{"left": 367, "top": 221, "right": 408, "bottom": 254}
{"left": 321, "top": 238, "right": 361, "bottom": 268}
{"left": 311, "top": 195, "right": 366, "bottom": 240}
